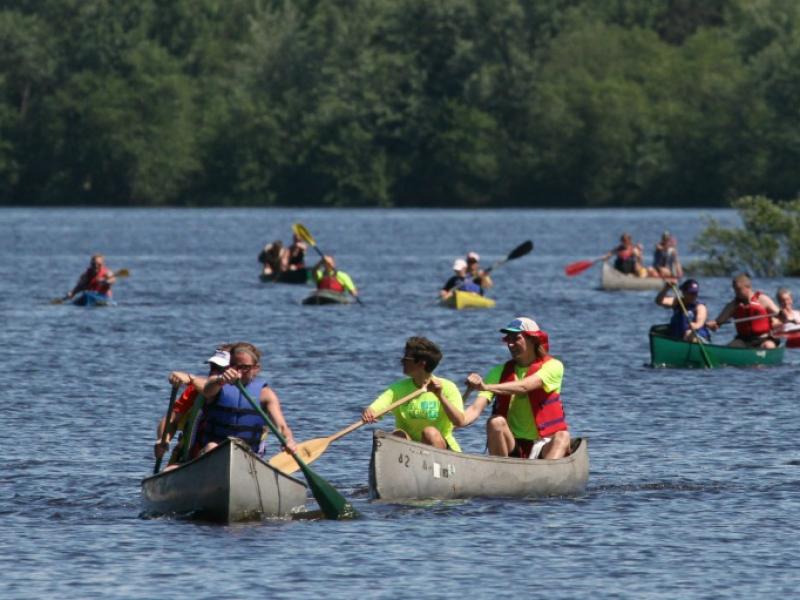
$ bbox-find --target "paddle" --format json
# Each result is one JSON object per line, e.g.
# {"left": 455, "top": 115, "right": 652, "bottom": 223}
{"left": 235, "top": 381, "right": 356, "bottom": 520}
{"left": 153, "top": 383, "right": 180, "bottom": 474}
{"left": 667, "top": 281, "right": 714, "bottom": 368}
{"left": 268, "top": 387, "right": 427, "bottom": 475}
{"left": 51, "top": 268, "right": 131, "bottom": 304}
{"left": 564, "top": 257, "right": 605, "bottom": 277}
{"left": 483, "top": 240, "right": 534, "bottom": 274}
{"left": 292, "top": 223, "right": 363, "bottom": 306}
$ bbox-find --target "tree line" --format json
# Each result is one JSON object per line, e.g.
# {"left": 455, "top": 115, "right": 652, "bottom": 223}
{"left": 3, "top": 0, "right": 800, "bottom": 207}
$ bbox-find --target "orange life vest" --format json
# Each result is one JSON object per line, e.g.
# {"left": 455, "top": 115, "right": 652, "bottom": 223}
{"left": 86, "top": 266, "right": 112, "bottom": 295}
{"left": 318, "top": 273, "right": 345, "bottom": 293}
{"left": 734, "top": 292, "right": 770, "bottom": 337}
{"left": 491, "top": 358, "right": 568, "bottom": 438}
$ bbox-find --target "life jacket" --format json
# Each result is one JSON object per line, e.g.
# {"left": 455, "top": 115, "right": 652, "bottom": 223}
{"left": 734, "top": 292, "right": 771, "bottom": 337}
{"left": 491, "top": 358, "right": 568, "bottom": 438}
{"left": 318, "top": 272, "right": 345, "bottom": 293}
{"left": 457, "top": 276, "right": 482, "bottom": 295}
{"left": 199, "top": 377, "right": 267, "bottom": 453}
{"left": 613, "top": 245, "right": 637, "bottom": 274}
{"left": 669, "top": 302, "right": 710, "bottom": 340}
{"left": 86, "top": 266, "right": 112, "bottom": 295}
{"left": 169, "top": 386, "right": 206, "bottom": 465}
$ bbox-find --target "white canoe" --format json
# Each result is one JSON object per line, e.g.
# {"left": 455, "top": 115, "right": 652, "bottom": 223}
{"left": 368, "top": 430, "right": 588, "bottom": 501}
{"left": 141, "top": 437, "right": 307, "bottom": 522}
{"left": 600, "top": 261, "right": 664, "bottom": 291}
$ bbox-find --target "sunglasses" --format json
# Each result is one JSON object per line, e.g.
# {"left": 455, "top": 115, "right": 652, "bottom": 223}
{"left": 400, "top": 356, "right": 416, "bottom": 364}
{"left": 231, "top": 363, "right": 257, "bottom": 371}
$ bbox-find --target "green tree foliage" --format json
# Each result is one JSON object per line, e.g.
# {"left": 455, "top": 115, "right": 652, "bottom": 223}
{"left": 692, "top": 195, "right": 800, "bottom": 276}
{"left": 3, "top": 0, "right": 800, "bottom": 206}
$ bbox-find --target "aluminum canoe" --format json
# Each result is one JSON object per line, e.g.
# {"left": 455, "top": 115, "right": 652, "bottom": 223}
{"left": 369, "top": 430, "right": 588, "bottom": 501}
{"left": 441, "top": 290, "right": 496, "bottom": 310}
{"left": 141, "top": 437, "right": 307, "bottom": 522}
{"left": 649, "top": 324, "right": 785, "bottom": 368}
{"left": 600, "top": 261, "right": 664, "bottom": 291}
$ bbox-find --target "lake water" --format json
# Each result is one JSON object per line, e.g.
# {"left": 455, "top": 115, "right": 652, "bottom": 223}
{"left": 1, "top": 208, "right": 797, "bottom": 599}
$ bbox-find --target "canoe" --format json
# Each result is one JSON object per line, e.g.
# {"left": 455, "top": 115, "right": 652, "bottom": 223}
{"left": 141, "top": 437, "right": 307, "bottom": 522}
{"left": 302, "top": 290, "right": 354, "bottom": 305}
{"left": 442, "top": 290, "right": 496, "bottom": 310}
{"left": 73, "top": 291, "right": 115, "bottom": 306}
{"left": 600, "top": 261, "right": 664, "bottom": 291}
{"left": 368, "top": 430, "right": 588, "bottom": 501}
{"left": 259, "top": 268, "right": 310, "bottom": 285}
{"left": 649, "top": 324, "right": 785, "bottom": 368}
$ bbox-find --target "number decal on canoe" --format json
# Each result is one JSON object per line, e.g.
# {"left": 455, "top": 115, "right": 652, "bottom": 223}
{"left": 397, "top": 453, "right": 410, "bottom": 467}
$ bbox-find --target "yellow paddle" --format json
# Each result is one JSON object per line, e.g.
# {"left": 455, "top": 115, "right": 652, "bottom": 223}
{"left": 51, "top": 268, "right": 131, "bottom": 304}
{"left": 268, "top": 387, "right": 427, "bottom": 474}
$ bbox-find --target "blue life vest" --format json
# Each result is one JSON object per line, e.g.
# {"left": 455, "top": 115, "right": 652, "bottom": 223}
{"left": 458, "top": 276, "right": 482, "bottom": 295}
{"left": 669, "top": 302, "right": 710, "bottom": 340}
{"left": 199, "top": 377, "right": 268, "bottom": 453}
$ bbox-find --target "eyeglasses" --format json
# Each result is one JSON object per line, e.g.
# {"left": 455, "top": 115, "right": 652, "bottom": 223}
{"left": 400, "top": 356, "right": 416, "bottom": 364}
{"left": 232, "top": 364, "right": 257, "bottom": 371}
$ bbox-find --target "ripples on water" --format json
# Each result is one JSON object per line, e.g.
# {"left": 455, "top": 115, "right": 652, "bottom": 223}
{"left": 1, "top": 208, "right": 798, "bottom": 599}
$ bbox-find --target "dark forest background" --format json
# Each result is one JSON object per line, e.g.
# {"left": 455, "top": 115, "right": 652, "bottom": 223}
{"left": 2, "top": 0, "right": 800, "bottom": 207}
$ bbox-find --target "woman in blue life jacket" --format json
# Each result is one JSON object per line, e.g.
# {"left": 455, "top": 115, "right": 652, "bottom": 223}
{"left": 654, "top": 279, "right": 711, "bottom": 341}
{"left": 200, "top": 342, "right": 297, "bottom": 456}
{"left": 440, "top": 258, "right": 483, "bottom": 301}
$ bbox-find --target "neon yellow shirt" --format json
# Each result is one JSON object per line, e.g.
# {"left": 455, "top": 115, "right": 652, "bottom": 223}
{"left": 313, "top": 268, "right": 357, "bottom": 294}
{"left": 478, "top": 359, "right": 564, "bottom": 441}
{"left": 368, "top": 377, "right": 463, "bottom": 452}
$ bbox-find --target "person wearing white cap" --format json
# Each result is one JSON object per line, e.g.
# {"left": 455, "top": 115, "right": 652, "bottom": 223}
{"left": 154, "top": 347, "right": 231, "bottom": 466}
{"left": 440, "top": 257, "right": 483, "bottom": 300}
{"left": 466, "top": 251, "right": 493, "bottom": 291}
{"left": 460, "top": 317, "right": 571, "bottom": 460}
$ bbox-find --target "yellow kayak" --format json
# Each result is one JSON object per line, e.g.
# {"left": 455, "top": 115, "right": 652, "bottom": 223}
{"left": 443, "top": 290, "right": 496, "bottom": 310}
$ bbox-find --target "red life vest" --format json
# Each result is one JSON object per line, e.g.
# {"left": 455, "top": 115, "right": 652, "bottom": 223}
{"left": 734, "top": 292, "right": 770, "bottom": 337}
{"left": 86, "top": 266, "right": 112, "bottom": 295}
{"left": 491, "top": 358, "right": 568, "bottom": 438}
{"left": 318, "top": 273, "right": 345, "bottom": 293}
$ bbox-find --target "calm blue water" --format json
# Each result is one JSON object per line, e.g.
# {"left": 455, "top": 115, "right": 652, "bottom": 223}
{"left": 1, "top": 208, "right": 798, "bottom": 599}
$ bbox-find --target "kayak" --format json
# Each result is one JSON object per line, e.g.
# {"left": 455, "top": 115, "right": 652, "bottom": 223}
{"left": 73, "top": 291, "right": 115, "bottom": 306}
{"left": 649, "top": 324, "right": 785, "bottom": 368}
{"left": 442, "top": 290, "right": 496, "bottom": 310}
{"left": 259, "top": 268, "right": 310, "bottom": 285}
{"left": 601, "top": 261, "right": 665, "bottom": 291}
{"left": 369, "top": 430, "right": 588, "bottom": 501}
{"left": 141, "top": 437, "right": 307, "bottom": 522}
{"left": 302, "top": 290, "right": 354, "bottom": 305}
{"left": 775, "top": 330, "right": 800, "bottom": 348}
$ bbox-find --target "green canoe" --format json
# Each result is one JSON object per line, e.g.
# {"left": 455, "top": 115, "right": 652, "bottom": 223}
{"left": 649, "top": 325, "right": 785, "bottom": 368}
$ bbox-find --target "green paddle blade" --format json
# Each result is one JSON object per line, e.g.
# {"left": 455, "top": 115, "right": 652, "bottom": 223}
{"left": 507, "top": 240, "right": 533, "bottom": 261}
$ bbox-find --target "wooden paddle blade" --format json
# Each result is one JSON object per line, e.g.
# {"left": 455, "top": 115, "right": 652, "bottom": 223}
{"left": 269, "top": 437, "right": 331, "bottom": 474}
{"left": 114, "top": 268, "right": 130, "bottom": 278}
{"left": 564, "top": 260, "right": 595, "bottom": 276}
{"left": 50, "top": 297, "right": 66, "bottom": 305}
{"left": 292, "top": 223, "right": 316, "bottom": 246}
{"left": 507, "top": 240, "right": 533, "bottom": 261}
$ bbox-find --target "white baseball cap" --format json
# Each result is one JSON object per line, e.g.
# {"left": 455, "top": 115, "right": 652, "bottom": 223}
{"left": 206, "top": 350, "right": 230, "bottom": 368}
{"left": 452, "top": 258, "right": 467, "bottom": 271}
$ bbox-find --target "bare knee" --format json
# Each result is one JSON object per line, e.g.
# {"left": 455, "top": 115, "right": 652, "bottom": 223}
{"left": 486, "top": 415, "right": 508, "bottom": 434}
{"left": 542, "top": 430, "right": 571, "bottom": 460}
{"left": 420, "top": 427, "right": 446, "bottom": 449}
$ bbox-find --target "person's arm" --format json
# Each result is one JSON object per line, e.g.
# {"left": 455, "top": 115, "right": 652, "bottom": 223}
{"left": 655, "top": 283, "right": 674, "bottom": 307}
{"left": 104, "top": 270, "right": 117, "bottom": 287}
{"left": 261, "top": 386, "right": 296, "bottom": 453}
{"left": 67, "top": 272, "right": 89, "bottom": 298}
{"left": 460, "top": 394, "right": 490, "bottom": 428}
{"left": 482, "top": 373, "right": 543, "bottom": 396}
{"left": 338, "top": 272, "right": 357, "bottom": 295}
{"left": 759, "top": 294, "right": 780, "bottom": 317}
{"left": 427, "top": 378, "right": 465, "bottom": 427}
{"left": 202, "top": 366, "right": 239, "bottom": 403}
{"left": 707, "top": 301, "right": 736, "bottom": 330}
{"left": 362, "top": 387, "right": 396, "bottom": 423}
{"left": 478, "top": 271, "right": 493, "bottom": 289}
{"left": 690, "top": 304, "right": 708, "bottom": 331}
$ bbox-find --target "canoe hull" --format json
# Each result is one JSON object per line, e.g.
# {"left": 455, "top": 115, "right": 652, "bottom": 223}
{"left": 73, "top": 291, "right": 115, "bottom": 306}
{"left": 302, "top": 290, "right": 354, "bottom": 305}
{"left": 260, "top": 268, "right": 309, "bottom": 285}
{"left": 601, "top": 261, "right": 664, "bottom": 291}
{"left": 442, "top": 290, "right": 496, "bottom": 310}
{"left": 369, "top": 431, "right": 588, "bottom": 501}
{"left": 141, "top": 438, "right": 307, "bottom": 522}
{"left": 649, "top": 325, "right": 785, "bottom": 368}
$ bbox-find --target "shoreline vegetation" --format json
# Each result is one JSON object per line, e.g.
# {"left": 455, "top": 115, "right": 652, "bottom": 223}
{"left": 3, "top": 1, "right": 800, "bottom": 208}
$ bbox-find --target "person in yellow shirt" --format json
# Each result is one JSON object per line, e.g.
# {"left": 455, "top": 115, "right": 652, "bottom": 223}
{"left": 361, "top": 337, "right": 464, "bottom": 451}
{"left": 462, "top": 317, "right": 571, "bottom": 460}
{"left": 312, "top": 255, "right": 358, "bottom": 297}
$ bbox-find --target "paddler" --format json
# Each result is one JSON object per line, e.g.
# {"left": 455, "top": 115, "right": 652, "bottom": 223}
{"left": 361, "top": 337, "right": 464, "bottom": 451}
{"left": 604, "top": 233, "right": 645, "bottom": 276}
{"left": 707, "top": 273, "right": 780, "bottom": 348}
{"left": 312, "top": 255, "right": 358, "bottom": 297}
{"left": 64, "top": 254, "right": 117, "bottom": 302}
{"left": 440, "top": 258, "right": 483, "bottom": 300}
{"left": 461, "top": 317, "right": 571, "bottom": 460}
{"left": 649, "top": 231, "right": 683, "bottom": 278}
{"left": 258, "top": 240, "right": 283, "bottom": 277}
{"left": 774, "top": 287, "right": 800, "bottom": 332}
{"left": 154, "top": 348, "right": 231, "bottom": 467}
{"left": 200, "top": 342, "right": 297, "bottom": 455}
{"left": 654, "top": 279, "right": 710, "bottom": 341}
{"left": 466, "top": 251, "right": 493, "bottom": 291}
{"left": 281, "top": 231, "right": 307, "bottom": 272}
